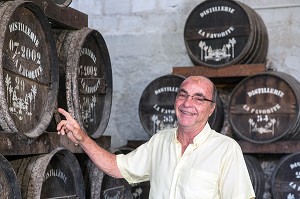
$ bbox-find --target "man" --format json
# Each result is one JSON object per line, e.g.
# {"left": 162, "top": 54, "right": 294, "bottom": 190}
{"left": 57, "top": 76, "right": 255, "bottom": 198}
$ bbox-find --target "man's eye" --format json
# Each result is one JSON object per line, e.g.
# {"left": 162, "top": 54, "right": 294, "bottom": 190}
{"left": 194, "top": 97, "right": 204, "bottom": 102}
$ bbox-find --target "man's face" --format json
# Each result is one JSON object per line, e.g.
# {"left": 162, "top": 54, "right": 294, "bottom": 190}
{"left": 175, "top": 78, "right": 215, "bottom": 130}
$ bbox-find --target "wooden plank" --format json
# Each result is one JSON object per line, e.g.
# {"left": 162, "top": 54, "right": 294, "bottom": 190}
{"left": 1, "top": 0, "right": 88, "bottom": 29}
{"left": 172, "top": 64, "right": 266, "bottom": 78}
{"left": 0, "top": 132, "right": 111, "bottom": 155}
{"left": 238, "top": 140, "right": 300, "bottom": 154}
{"left": 30, "top": 0, "right": 88, "bottom": 29}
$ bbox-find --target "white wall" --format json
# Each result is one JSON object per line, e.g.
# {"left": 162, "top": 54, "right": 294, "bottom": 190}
{"left": 70, "top": 0, "right": 300, "bottom": 147}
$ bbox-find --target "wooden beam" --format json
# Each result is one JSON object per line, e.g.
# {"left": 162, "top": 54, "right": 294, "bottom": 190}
{"left": 238, "top": 140, "right": 300, "bottom": 154}
{"left": 172, "top": 64, "right": 266, "bottom": 78}
{"left": 0, "top": 132, "right": 111, "bottom": 155}
{"left": 1, "top": 0, "right": 88, "bottom": 29}
{"left": 30, "top": 0, "right": 88, "bottom": 29}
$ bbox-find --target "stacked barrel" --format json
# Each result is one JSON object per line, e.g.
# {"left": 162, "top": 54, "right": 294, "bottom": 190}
{"left": 138, "top": 74, "right": 224, "bottom": 136}
{"left": 0, "top": 0, "right": 113, "bottom": 198}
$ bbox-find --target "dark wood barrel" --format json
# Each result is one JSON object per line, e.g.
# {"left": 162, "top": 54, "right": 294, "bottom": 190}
{"left": 228, "top": 71, "right": 300, "bottom": 143}
{"left": 10, "top": 147, "right": 85, "bottom": 199}
{"left": 244, "top": 155, "right": 265, "bottom": 199}
{"left": 184, "top": 0, "right": 268, "bottom": 67}
{"left": 53, "top": 28, "right": 112, "bottom": 138}
{"left": 53, "top": 0, "right": 72, "bottom": 7}
{"left": 271, "top": 152, "right": 300, "bottom": 198}
{"left": 0, "top": 154, "right": 22, "bottom": 199}
{"left": 83, "top": 149, "right": 133, "bottom": 199}
{"left": 139, "top": 74, "right": 224, "bottom": 136}
{"left": 0, "top": 1, "right": 59, "bottom": 137}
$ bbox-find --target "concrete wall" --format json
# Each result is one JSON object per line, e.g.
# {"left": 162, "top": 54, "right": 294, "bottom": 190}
{"left": 69, "top": 0, "right": 300, "bottom": 145}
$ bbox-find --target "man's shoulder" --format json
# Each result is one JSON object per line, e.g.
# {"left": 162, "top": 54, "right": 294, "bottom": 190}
{"left": 209, "top": 130, "right": 240, "bottom": 147}
{"left": 149, "top": 128, "right": 177, "bottom": 142}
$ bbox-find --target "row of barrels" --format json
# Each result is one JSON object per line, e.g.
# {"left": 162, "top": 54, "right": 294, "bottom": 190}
{"left": 0, "top": 147, "right": 150, "bottom": 199}
{"left": 3, "top": 145, "right": 299, "bottom": 199}
{"left": 139, "top": 71, "right": 300, "bottom": 144}
{"left": 0, "top": 0, "right": 112, "bottom": 138}
{"left": 0, "top": 1, "right": 117, "bottom": 198}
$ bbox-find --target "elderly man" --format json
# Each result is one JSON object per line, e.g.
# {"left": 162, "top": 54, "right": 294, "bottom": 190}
{"left": 57, "top": 75, "right": 255, "bottom": 199}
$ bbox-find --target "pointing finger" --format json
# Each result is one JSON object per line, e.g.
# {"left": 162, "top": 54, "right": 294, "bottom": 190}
{"left": 58, "top": 108, "right": 76, "bottom": 122}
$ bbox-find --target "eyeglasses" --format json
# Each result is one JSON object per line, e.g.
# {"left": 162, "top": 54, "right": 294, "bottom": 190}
{"left": 176, "top": 92, "right": 215, "bottom": 104}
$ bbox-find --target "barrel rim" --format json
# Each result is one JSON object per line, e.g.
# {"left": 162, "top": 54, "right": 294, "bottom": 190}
{"left": 244, "top": 154, "right": 265, "bottom": 199}
{"left": 0, "top": 154, "right": 22, "bottom": 198}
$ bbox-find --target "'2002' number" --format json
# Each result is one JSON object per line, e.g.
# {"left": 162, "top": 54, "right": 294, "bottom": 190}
{"left": 9, "top": 39, "right": 41, "bottom": 64}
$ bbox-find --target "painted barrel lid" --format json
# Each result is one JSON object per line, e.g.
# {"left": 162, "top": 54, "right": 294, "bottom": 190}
{"left": 184, "top": 0, "right": 268, "bottom": 67}
{"left": 271, "top": 152, "right": 300, "bottom": 198}
{"left": 228, "top": 71, "right": 300, "bottom": 143}
{"left": 54, "top": 28, "right": 112, "bottom": 138}
{"left": 0, "top": 0, "right": 59, "bottom": 137}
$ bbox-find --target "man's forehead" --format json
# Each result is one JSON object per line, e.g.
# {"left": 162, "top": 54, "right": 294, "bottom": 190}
{"left": 180, "top": 78, "right": 213, "bottom": 94}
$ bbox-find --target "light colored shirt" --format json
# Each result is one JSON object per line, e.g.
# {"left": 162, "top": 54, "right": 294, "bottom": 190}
{"left": 116, "top": 123, "right": 255, "bottom": 199}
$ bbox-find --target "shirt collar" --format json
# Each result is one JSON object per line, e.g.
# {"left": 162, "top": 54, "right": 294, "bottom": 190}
{"left": 174, "top": 123, "right": 212, "bottom": 147}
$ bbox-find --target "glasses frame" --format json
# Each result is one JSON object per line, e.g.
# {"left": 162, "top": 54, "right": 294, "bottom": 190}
{"left": 176, "top": 92, "right": 215, "bottom": 104}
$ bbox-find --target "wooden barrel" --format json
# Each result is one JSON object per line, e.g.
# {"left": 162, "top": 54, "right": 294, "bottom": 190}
{"left": 10, "top": 147, "right": 85, "bottom": 199}
{"left": 0, "top": 0, "right": 59, "bottom": 137}
{"left": 184, "top": 0, "right": 268, "bottom": 67}
{"left": 228, "top": 71, "right": 300, "bottom": 143}
{"left": 83, "top": 149, "right": 133, "bottom": 199}
{"left": 0, "top": 154, "right": 22, "bottom": 199}
{"left": 53, "top": 28, "right": 112, "bottom": 138}
{"left": 271, "top": 152, "right": 300, "bottom": 198}
{"left": 53, "top": 0, "right": 72, "bottom": 7}
{"left": 139, "top": 74, "right": 224, "bottom": 136}
{"left": 244, "top": 155, "right": 265, "bottom": 199}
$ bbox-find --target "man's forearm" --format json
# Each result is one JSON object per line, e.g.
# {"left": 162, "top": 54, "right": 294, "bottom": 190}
{"left": 80, "top": 136, "right": 123, "bottom": 178}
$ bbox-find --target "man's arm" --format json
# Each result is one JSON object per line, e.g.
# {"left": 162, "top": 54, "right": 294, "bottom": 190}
{"left": 57, "top": 108, "right": 123, "bottom": 178}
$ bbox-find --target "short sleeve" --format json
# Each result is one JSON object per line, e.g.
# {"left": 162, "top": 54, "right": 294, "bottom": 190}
{"left": 116, "top": 142, "right": 152, "bottom": 184}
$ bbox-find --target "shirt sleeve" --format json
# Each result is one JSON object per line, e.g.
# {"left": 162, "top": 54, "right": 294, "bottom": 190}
{"left": 116, "top": 141, "right": 152, "bottom": 184}
{"left": 219, "top": 141, "right": 256, "bottom": 199}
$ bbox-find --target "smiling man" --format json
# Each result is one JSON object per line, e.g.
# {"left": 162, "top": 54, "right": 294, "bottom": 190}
{"left": 57, "top": 75, "right": 255, "bottom": 199}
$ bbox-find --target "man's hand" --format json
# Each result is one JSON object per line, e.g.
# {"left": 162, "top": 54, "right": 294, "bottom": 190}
{"left": 57, "top": 108, "right": 85, "bottom": 144}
